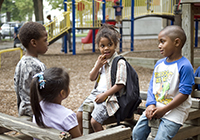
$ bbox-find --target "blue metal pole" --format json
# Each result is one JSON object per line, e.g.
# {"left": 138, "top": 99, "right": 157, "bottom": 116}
{"left": 131, "top": 0, "right": 134, "bottom": 51}
{"left": 64, "top": 0, "right": 68, "bottom": 54}
{"left": 119, "top": 0, "right": 122, "bottom": 52}
{"left": 102, "top": 0, "right": 106, "bottom": 24}
{"left": 170, "top": 0, "right": 173, "bottom": 25}
{"left": 92, "top": 0, "right": 95, "bottom": 52}
{"left": 72, "top": 0, "right": 76, "bottom": 55}
{"left": 195, "top": 18, "right": 198, "bottom": 47}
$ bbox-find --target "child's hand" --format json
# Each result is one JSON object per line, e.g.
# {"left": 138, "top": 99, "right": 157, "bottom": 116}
{"left": 145, "top": 105, "right": 156, "bottom": 120}
{"left": 96, "top": 54, "right": 107, "bottom": 68}
{"left": 95, "top": 93, "right": 108, "bottom": 104}
{"left": 152, "top": 107, "right": 167, "bottom": 119}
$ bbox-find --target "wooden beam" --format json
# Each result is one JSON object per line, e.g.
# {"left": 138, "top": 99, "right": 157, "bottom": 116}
{"left": 74, "top": 125, "right": 131, "bottom": 140}
{"left": 195, "top": 77, "right": 200, "bottom": 85}
{"left": 173, "top": 125, "right": 200, "bottom": 140}
{"left": 182, "top": 0, "right": 200, "bottom": 3}
{"left": 182, "top": 3, "right": 194, "bottom": 65}
{"left": 187, "top": 108, "right": 200, "bottom": 120}
{"left": 0, "top": 112, "right": 71, "bottom": 140}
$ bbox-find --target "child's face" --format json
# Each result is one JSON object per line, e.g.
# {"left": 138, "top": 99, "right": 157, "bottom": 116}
{"left": 98, "top": 37, "right": 116, "bottom": 59}
{"left": 35, "top": 31, "right": 49, "bottom": 54}
{"left": 158, "top": 31, "right": 176, "bottom": 59}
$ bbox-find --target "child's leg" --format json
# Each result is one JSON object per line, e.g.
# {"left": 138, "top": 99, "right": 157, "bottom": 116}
{"left": 91, "top": 102, "right": 109, "bottom": 132}
{"left": 132, "top": 113, "right": 151, "bottom": 140}
{"left": 91, "top": 117, "right": 104, "bottom": 132}
{"left": 76, "top": 111, "right": 83, "bottom": 134}
{"left": 155, "top": 118, "right": 181, "bottom": 140}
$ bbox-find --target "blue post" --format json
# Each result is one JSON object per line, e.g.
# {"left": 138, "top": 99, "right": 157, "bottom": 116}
{"left": 92, "top": 0, "right": 95, "bottom": 52}
{"left": 195, "top": 18, "right": 198, "bottom": 47}
{"left": 102, "top": 0, "right": 106, "bottom": 24}
{"left": 131, "top": 0, "right": 134, "bottom": 51}
{"left": 119, "top": 0, "right": 122, "bottom": 52}
{"left": 170, "top": 0, "right": 173, "bottom": 25}
{"left": 64, "top": 0, "right": 68, "bottom": 54}
{"left": 72, "top": 0, "right": 76, "bottom": 55}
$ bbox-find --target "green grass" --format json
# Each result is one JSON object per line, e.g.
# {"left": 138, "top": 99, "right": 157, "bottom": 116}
{"left": 75, "top": 33, "right": 88, "bottom": 37}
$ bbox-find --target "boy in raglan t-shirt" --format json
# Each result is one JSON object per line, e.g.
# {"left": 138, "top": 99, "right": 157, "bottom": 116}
{"left": 132, "top": 25, "right": 195, "bottom": 140}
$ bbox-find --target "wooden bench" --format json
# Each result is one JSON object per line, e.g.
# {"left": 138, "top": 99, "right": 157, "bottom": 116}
{"left": 0, "top": 112, "right": 131, "bottom": 140}
{"left": 83, "top": 77, "right": 200, "bottom": 140}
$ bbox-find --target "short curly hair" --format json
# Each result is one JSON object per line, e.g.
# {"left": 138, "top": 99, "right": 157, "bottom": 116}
{"left": 95, "top": 24, "right": 121, "bottom": 47}
{"left": 19, "top": 22, "right": 46, "bottom": 48}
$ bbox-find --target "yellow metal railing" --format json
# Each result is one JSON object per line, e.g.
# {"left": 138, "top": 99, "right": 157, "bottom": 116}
{"left": 44, "top": 5, "right": 71, "bottom": 42}
{"left": 134, "top": 0, "right": 175, "bottom": 18}
{"left": 106, "top": 0, "right": 176, "bottom": 20}
{"left": 0, "top": 48, "right": 23, "bottom": 68}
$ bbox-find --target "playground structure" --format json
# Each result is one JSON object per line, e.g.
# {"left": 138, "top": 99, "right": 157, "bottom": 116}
{"left": 43, "top": 0, "right": 180, "bottom": 55}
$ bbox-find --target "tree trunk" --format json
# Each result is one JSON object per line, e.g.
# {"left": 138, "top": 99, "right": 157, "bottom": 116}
{"left": 6, "top": 12, "right": 11, "bottom": 22}
{"left": 33, "top": 0, "right": 44, "bottom": 23}
{"left": 0, "top": 0, "right": 4, "bottom": 10}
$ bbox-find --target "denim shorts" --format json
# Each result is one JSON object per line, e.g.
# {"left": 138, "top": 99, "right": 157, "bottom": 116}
{"left": 132, "top": 112, "right": 182, "bottom": 140}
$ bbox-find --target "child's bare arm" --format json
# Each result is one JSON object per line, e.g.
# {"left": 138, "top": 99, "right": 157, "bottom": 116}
{"left": 95, "top": 84, "right": 124, "bottom": 103}
{"left": 90, "top": 54, "right": 107, "bottom": 81}
{"left": 153, "top": 93, "right": 188, "bottom": 119}
{"left": 68, "top": 125, "right": 82, "bottom": 138}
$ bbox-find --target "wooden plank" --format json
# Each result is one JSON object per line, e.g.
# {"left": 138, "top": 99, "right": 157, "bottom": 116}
{"left": 83, "top": 112, "right": 91, "bottom": 121}
{"left": 194, "top": 58, "right": 200, "bottom": 67}
{"left": 148, "top": 119, "right": 160, "bottom": 128}
{"left": 191, "top": 98, "right": 200, "bottom": 109}
{"left": 172, "top": 125, "right": 200, "bottom": 140}
{"left": 83, "top": 103, "right": 94, "bottom": 112}
{"left": 0, "top": 112, "right": 71, "bottom": 140}
{"left": 125, "top": 57, "right": 158, "bottom": 69}
{"left": 185, "top": 118, "right": 200, "bottom": 126}
{"left": 140, "top": 91, "right": 147, "bottom": 100}
{"left": 83, "top": 128, "right": 93, "bottom": 135}
{"left": 83, "top": 120, "right": 91, "bottom": 128}
{"left": 182, "top": 3, "right": 194, "bottom": 65}
{"left": 74, "top": 125, "right": 131, "bottom": 140}
{"left": 187, "top": 108, "right": 200, "bottom": 120}
{"left": 150, "top": 127, "right": 158, "bottom": 137}
{"left": 14, "top": 134, "right": 33, "bottom": 140}
{"left": 192, "top": 91, "right": 200, "bottom": 98}
{"left": 181, "top": 0, "right": 200, "bottom": 4}
{"left": 147, "top": 135, "right": 154, "bottom": 140}
{"left": 195, "top": 77, "right": 200, "bottom": 85}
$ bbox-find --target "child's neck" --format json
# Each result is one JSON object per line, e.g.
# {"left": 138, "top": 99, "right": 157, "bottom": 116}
{"left": 25, "top": 51, "right": 38, "bottom": 58}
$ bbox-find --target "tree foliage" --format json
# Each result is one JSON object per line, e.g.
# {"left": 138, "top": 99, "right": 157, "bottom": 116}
{"left": 46, "top": 0, "right": 71, "bottom": 10}
{"left": 1, "top": 0, "right": 34, "bottom": 22}
{"left": 13, "top": 0, "right": 34, "bottom": 21}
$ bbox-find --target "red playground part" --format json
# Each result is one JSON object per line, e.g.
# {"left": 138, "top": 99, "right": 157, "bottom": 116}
{"left": 81, "top": 21, "right": 116, "bottom": 44}
{"left": 106, "top": 20, "right": 116, "bottom": 25}
{"left": 81, "top": 29, "right": 98, "bottom": 44}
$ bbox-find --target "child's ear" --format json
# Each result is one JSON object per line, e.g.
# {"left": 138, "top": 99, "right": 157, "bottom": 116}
{"left": 30, "top": 39, "right": 37, "bottom": 48}
{"left": 60, "top": 90, "right": 66, "bottom": 98}
{"left": 174, "top": 38, "right": 181, "bottom": 47}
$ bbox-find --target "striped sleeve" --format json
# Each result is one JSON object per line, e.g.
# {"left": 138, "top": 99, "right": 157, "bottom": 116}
{"left": 115, "top": 59, "right": 127, "bottom": 86}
